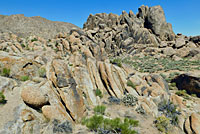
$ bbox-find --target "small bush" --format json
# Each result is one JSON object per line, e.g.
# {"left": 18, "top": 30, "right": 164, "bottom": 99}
{"left": 136, "top": 106, "right": 145, "bottom": 115}
{"left": 108, "top": 96, "right": 121, "bottom": 104}
{"left": 127, "top": 80, "right": 136, "bottom": 89}
{"left": 38, "top": 68, "right": 46, "bottom": 78}
{"left": 122, "top": 94, "right": 138, "bottom": 107}
{"left": 20, "top": 75, "right": 29, "bottom": 81}
{"left": 95, "top": 89, "right": 103, "bottom": 98}
{"left": 191, "top": 94, "right": 197, "bottom": 97}
{"left": 21, "top": 44, "right": 25, "bottom": 48}
{"left": 1, "top": 68, "right": 10, "bottom": 77}
{"left": 31, "top": 38, "right": 38, "bottom": 42}
{"left": 0, "top": 92, "right": 6, "bottom": 104}
{"left": 155, "top": 116, "right": 170, "bottom": 133}
{"left": 110, "top": 58, "right": 122, "bottom": 67}
{"left": 82, "top": 115, "right": 138, "bottom": 134}
{"left": 158, "top": 100, "right": 180, "bottom": 126}
{"left": 94, "top": 105, "right": 106, "bottom": 115}
{"left": 175, "top": 90, "right": 190, "bottom": 100}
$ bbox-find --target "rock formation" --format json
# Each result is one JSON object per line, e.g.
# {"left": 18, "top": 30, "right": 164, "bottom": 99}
{"left": 0, "top": 5, "right": 200, "bottom": 134}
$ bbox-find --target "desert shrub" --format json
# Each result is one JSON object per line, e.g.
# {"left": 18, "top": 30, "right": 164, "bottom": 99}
{"left": 0, "top": 92, "right": 6, "bottom": 104}
{"left": 110, "top": 58, "right": 122, "bottom": 67}
{"left": 154, "top": 116, "right": 170, "bottom": 133}
{"left": 38, "top": 68, "right": 46, "bottom": 78}
{"left": 53, "top": 119, "right": 72, "bottom": 133}
{"left": 31, "top": 38, "right": 38, "bottom": 42}
{"left": 108, "top": 96, "right": 121, "bottom": 104}
{"left": 135, "top": 106, "right": 145, "bottom": 115}
{"left": 191, "top": 94, "right": 197, "bottom": 97}
{"left": 82, "top": 115, "right": 138, "bottom": 134}
{"left": 20, "top": 75, "right": 29, "bottom": 81}
{"left": 175, "top": 90, "right": 190, "bottom": 100}
{"left": 21, "top": 43, "right": 25, "bottom": 48}
{"left": 169, "top": 82, "right": 178, "bottom": 90}
{"left": 158, "top": 100, "right": 180, "bottom": 126}
{"left": 94, "top": 105, "right": 106, "bottom": 115}
{"left": 127, "top": 80, "right": 136, "bottom": 89}
{"left": 122, "top": 94, "right": 138, "bottom": 107}
{"left": 95, "top": 89, "right": 103, "bottom": 98}
{"left": 1, "top": 68, "right": 10, "bottom": 77}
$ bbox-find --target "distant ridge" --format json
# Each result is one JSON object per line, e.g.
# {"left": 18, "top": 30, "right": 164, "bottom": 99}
{"left": 0, "top": 14, "right": 80, "bottom": 39}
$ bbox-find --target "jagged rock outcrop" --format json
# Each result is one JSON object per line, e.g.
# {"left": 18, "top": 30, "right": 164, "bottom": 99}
{"left": 0, "top": 5, "right": 199, "bottom": 134}
{"left": 138, "top": 5, "right": 175, "bottom": 41}
{"left": 0, "top": 14, "right": 80, "bottom": 39}
{"left": 83, "top": 5, "right": 175, "bottom": 56}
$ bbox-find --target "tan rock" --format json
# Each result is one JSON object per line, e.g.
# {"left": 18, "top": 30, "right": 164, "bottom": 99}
{"left": 184, "top": 117, "right": 193, "bottom": 134}
{"left": 21, "top": 109, "right": 35, "bottom": 122}
{"left": 170, "top": 94, "right": 183, "bottom": 108}
{"left": 191, "top": 113, "right": 200, "bottom": 134}
{"left": 21, "top": 82, "right": 49, "bottom": 108}
{"left": 42, "top": 105, "right": 67, "bottom": 121}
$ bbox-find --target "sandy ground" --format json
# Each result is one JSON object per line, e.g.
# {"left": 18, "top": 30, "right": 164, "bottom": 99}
{"left": 0, "top": 87, "right": 22, "bottom": 130}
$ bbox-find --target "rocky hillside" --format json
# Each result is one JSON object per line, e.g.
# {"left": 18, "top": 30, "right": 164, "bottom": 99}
{"left": 0, "top": 5, "right": 200, "bottom": 134}
{"left": 0, "top": 14, "right": 79, "bottom": 39}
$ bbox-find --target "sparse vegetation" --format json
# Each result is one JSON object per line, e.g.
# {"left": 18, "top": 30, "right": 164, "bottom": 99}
{"left": 122, "top": 56, "right": 200, "bottom": 73}
{"left": 122, "top": 94, "right": 138, "bottom": 107}
{"left": 127, "top": 80, "right": 136, "bottom": 89}
{"left": 0, "top": 92, "right": 6, "bottom": 104}
{"left": 38, "top": 68, "right": 46, "bottom": 78}
{"left": 20, "top": 43, "right": 25, "bottom": 48}
{"left": 154, "top": 116, "right": 170, "bottom": 133}
{"left": 82, "top": 115, "right": 139, "bottom": 134}
{"left": 95, "top": 89, "right": 103, "bottom": 98}
{"left": 94, "top": 105, "right": 106, "bottom": 115}
{"left": 110, "top": 58, "right": 122, "bottom": 67}
{"left": 175, "top": 90, "right": 190, "bottom": 100}
{"left": 31, "top": 38, "right": 38, "bottom": 42}
{"left": 1, "top": 68, "right": 10, "bottom": 77}
{"left": 158, "top": 100, "right": 180, "bottom": 126}
{"left": 20, "top": 75, "right": 29, "bottom": 81}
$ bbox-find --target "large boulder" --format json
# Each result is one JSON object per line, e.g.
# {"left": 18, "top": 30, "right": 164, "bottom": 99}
{"left": 138, "top": 5, "right": 175, "bottom": 41}
{"left": 21, "top": 81, "right": 49, "bottom": 108}
{"left": 172, "top": 74, "right": 200, "bottom": 97}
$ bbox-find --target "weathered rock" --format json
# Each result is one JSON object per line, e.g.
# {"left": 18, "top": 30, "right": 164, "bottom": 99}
{"left": 162, "top": 47, "right": 176, "bottom": 56}
{"left": 191, "top": 113, "right": 200, "bottom": 134}
{"left": 0, "top": 76, "right": 17, "bottom": 92}
{"left": 175, "top": 37, "right": 186, "bottom": 48}
{"left": 21, "top": 81, "right": 49, "bottom": 108}
{"left": 190, "top": 35, "right": 200, "bottom": 43}
{"left": 142, "top": 5, "right": 175, "bottom": 41}
{"left": 21, "top": 109, "right": 35, "bottom": 122}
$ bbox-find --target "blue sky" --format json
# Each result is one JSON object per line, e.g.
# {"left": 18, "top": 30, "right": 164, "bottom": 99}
{"left": 0, "top": 0, "right": 199, "bottom": 36}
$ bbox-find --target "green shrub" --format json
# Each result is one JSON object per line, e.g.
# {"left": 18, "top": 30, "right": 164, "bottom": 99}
{"left": 21, "top": 44, "right": 25, "bottom": 48}
{"left": 158, "top": 101, "right": 180, "bottom": 126}
{"left": 127, "top": 80, "right": 136, "bottom": 89}
{"left": 155, "top": 116, "right": 170, "bottom": 133}
{"left": 110, "top": 58, "right": 122, "bottom": 67}
{"left": 94, "top": 105, "right": 106, "bottom": 115}
{"left": 1, "top": 68, "right": 10, "bottom": 77}
{"left": 31, "top": 38, "right": 38, "bottom": 42}
{"left": 0, "top": 92, "right": 6, "bottom": 104}
{"left": 191, "top": 94, "right": 197, "bottom": 97}
{"left": 20, "top": 75, "right": 29, "bottom": 81}
{"left": 95, "top": 89, "right": 103, "bottom": 98}
{"left": 82, "top": 115, "right": 138, "bottom": 134}
{"left": 38, "top": 68, "right": 46, "bottom": 78}
{"left": 175, "top": 90, "right": 190, "bottom": 99}
{"left": 122, "top": 94, "right": 138, "bottom": 107}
